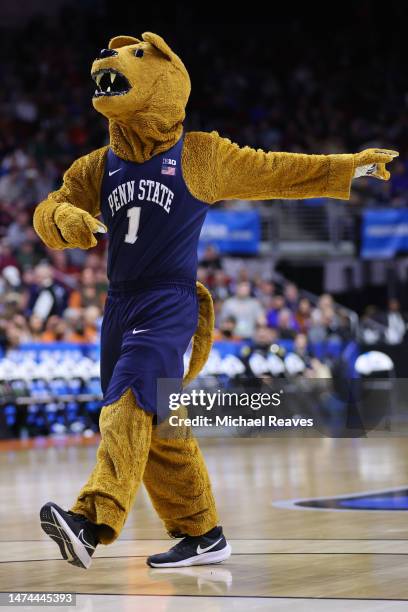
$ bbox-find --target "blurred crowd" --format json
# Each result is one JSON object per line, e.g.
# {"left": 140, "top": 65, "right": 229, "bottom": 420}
{"left": 199, "top": 246, "right": 352, "bottom": 344}
{"left": 0, "top": 239, "right": 352, "bottom": 355}
{"left": 0, "top": 251, "right": 107, "bottom": 351}
{"left": 0, "top": 5, "right": 407, "bottom": 354}
{"left": 360, "top": 298, "right": 408, "bottom": 346}
{"left": 197, "top": 245, "right": 353, "bottom": 376}
{"left": 1, "top": 236, "right": 405, "bottom": 363}
{"left": 1, "top": 6, "right": 407, "bottom": 211}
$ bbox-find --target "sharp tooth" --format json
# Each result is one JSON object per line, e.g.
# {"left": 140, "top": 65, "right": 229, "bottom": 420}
{"left": 107, "top": 86, "right": 111, "bottom": 92}
{"left": 110, "top": 72, "right": 116, "bottom": 84}
{"left": 95, "top": 73, "right": 102, "bottom": 86}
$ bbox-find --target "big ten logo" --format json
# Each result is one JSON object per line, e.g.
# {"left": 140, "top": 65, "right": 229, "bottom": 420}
{"left": 163, "top": 158, "right": 177, "bottom": 166}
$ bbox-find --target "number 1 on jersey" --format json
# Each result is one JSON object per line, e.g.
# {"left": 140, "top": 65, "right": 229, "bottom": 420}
{"left": 124, "top": 206, "right": 141, "bottom": 244}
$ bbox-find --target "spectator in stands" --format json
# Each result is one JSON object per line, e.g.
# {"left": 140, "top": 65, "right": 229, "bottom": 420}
{"left": 238, "top": 324, "right": 279, "bottom": 378}
{"left": 197, "top": 266, "right": 208, "bottom": 286}
{"left": 0, "top": 320, "right": 9, "bottom": 353}
{"left": 389, "top": 161, "right": 408, "bottom": 205}
{"left": 40, "top": 315, "right": 67, "bottom": 343}
{"left": 293, "top": 333, "right": 310, "bottom": 360}
{"left": 7, "top": 211, "right": 31, "bottom": 249}
{"left": 1, "top": 266, "right": 22, "bottom": 292}
{"left": 255, "top": 279, "right": 276, "bottom": 309}
{"left": 308, "top": 306, "right": 337, "bottom": 343}
{"left": 283, "top": 283, "right": 299, "bottom": 311}
{"left": 308, "top": 300, "right": 351, "bottom": 344}
{"left": 214, "top": 315, "right": 241, "bottom": 341}
{"left": 382, "top": 298, "right": 408, "bottom": 345}
{"left": 46, "top": 251, "right": 79, "bottom": 288}
{"left": 66, "top": 316, "right": 92, "bottom": 344}
{"left": 5, "top": 321, "right": 22, "bottom": 349}
{"left": 15, "top": 241, "right": 41, "bottom": 271}
{"left": 359, "top": 305, "right": 383, "bottom": 345}
{"left": 0, "top": 163, "right": 25, "bottom": 207}
{"left": 83, "top": 305, "right": 102, "bottom": 343}
{"left": 311, "top": 294, "right": 335, "bottom": 325}
{"left": 28, "top": 314, "right": 45, "bottom": 341}
{"left": 220, "top": 281, "right": 265, "bottom": 339}
{"left": 68, "top": 268, "right": 105, "bottom": 309}
{"left": 210, "top": 269, "right": 231, "bottom": 301}
{"left": 28, "top": 263, "right": 68, "bottom": 321}
{"left": 295, "top": 297, "right": 312, "bottom": 333}
{"left": 276, "top": 308, "right": 299, "bottom": 340}
{"left": 293, "top": 333, "right": 332, "bottom": 378}
{"left": 266, "top": 294, "right": 285, "bottom": 328}
{"left": 337, "top": 309, "right": 353, "bottom": 342}
{"left": 253, "top": 325, "right": 279, "bottom": 351}
{"left": 0, "top": 266, "right": 27, "bottom": 318}
{"left": 199, "top": 245, "right": 223, "bottom": 274}
{"left": 0, "top": 243, "right": 18, "bottom": 271}
{"left": 11, "top": 314, "right": 31, "bottom": 343}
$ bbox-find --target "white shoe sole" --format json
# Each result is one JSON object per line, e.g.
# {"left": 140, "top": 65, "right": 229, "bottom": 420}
{"left": 148, "top": 543, "right": 232, "bottom": 568}
{"left": 40, "top": 504, "right": 93, "bottom": 569}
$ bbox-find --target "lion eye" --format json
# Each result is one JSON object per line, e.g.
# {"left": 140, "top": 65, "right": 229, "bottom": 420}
{"left": 134, "top": 49, "right": 144, "bottom": 58}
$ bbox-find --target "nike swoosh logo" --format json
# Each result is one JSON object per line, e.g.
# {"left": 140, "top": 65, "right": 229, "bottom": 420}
{"left": 78, "top": 529, "right": 95, "bottom": 550}
{"left": 109, "top": 169, "right": 121, "bottom": 176}
{"left": 132, "top": 329, "right": 150, "bottom": 335}
{"left": 197, "top": 537, "right": 223, "bottom": 555}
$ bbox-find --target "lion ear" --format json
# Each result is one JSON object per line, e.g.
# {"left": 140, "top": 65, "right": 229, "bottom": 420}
{"left": 142, "top": 32, "right": 173, "bottom": 61}
{"left": 109, "top": 35, "right": 141, "bottom": 50}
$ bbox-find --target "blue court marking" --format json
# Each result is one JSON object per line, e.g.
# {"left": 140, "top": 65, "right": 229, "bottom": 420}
{"left": 273, "top": 486, "right": 408, "bottom": 512}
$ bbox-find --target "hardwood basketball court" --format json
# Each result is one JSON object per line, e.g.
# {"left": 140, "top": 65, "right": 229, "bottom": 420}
{"left": 1, "top": 436, "right": 408, "bottom": 610}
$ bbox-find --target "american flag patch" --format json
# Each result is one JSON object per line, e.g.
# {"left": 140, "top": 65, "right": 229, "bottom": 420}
{"left": 161, "top": 165, "right": 176, "bottom": 176}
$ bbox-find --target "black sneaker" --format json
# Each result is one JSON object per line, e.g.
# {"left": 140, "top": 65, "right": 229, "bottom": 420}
{"left": 147, "top": 526, "right": 231, "bottom": 568}
{"left": 40, "top": 502, "right": 98, "bottom": 569}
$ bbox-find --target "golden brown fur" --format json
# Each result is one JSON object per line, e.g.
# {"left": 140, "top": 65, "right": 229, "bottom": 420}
{"left": 183, "top": 282, "right": 215, "bottom": 387}
{"left": 98, "top": 33, "right": 191, "bottom": 162}
{"left": 71, "top": 389, "right": 217, "bottom": 542}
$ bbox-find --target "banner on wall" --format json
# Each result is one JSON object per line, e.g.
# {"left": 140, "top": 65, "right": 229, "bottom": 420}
{"left": 199, "top": 210, "right": 261, "bottom": 255}
{"left": 361, "top": 209, "right": 408, "bottom": 259}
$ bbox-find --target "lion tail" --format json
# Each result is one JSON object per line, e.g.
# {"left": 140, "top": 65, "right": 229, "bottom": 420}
{"left": 183, "top": 281, "right": 214, "bottom": 387}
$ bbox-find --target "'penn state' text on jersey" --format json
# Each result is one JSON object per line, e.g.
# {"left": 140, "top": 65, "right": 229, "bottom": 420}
{"left": 101, "top": 136, "right": 209, "bottom": 285}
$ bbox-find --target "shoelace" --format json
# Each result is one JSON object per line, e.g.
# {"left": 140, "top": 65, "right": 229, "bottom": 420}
{"left": 67, "top": 511, "right": 91, "bottom": 524}
{"left": 67, "top": 511, "right": 99, "bottom": 545}
{"left": 170, "top": 536, "right": 199, "bottom": 553}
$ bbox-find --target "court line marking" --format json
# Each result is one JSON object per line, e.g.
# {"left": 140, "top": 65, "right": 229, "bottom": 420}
{"left": 1, "top": 591, "right": 407, "bottom": 602}
{"left": 273, "top": 484, "right": 408, "bottom": 512}
{"left": 3, "top": 537, "right": 408, "bottom": 542}
{"left": 3, "top": 551, "right": 408, "bottom": 565}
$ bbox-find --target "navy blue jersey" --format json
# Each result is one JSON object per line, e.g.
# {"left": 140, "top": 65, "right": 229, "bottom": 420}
{"left": 100, "top": 136, "right": 209, "bottom": 286}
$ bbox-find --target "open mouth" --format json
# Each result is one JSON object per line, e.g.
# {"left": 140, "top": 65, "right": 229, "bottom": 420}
{"left": 92, "top": 69, "right": 131, "bottom": 97}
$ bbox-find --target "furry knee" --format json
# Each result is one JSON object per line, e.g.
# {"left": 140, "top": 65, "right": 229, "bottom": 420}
{"left": 99, "top": 389, "right": 153, "bottom": 434}
{"left": 98, "top": 390, "right": 154, "bottom": 464}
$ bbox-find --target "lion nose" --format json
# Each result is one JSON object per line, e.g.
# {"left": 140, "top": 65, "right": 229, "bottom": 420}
{"left": 98, "top": 48, "right": 118, "bottom": 59}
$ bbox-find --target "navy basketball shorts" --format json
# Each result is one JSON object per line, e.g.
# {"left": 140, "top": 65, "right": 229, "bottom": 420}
{"left": 100, "top": 283, "right": 199, "bottom": 416}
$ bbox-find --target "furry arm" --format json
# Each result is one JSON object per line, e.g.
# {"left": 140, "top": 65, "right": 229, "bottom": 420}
{"left": 181, "top": 131, "right": 398, "bottom": 204}
{"left": 33, "top": 146, "right": 108, "bottom": 249}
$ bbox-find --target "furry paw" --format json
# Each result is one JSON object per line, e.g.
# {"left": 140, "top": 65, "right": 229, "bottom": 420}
{"left": 353, "top": 148, "right": 399, "bottom": 181}
{"left": 54, "top": 204, "right": 107, "bottom": 249}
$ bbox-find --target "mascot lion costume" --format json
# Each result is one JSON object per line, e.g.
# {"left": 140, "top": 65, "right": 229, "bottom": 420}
{"left": 33, "top": 32, "right": 397, "bottom": 569}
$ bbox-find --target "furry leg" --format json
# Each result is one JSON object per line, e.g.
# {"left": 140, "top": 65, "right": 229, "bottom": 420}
{"left": 143, "top": 411, "right": 218, "bottom": 537}
{"left": 71, "top": 389, "right": 153, "bottom": 544}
